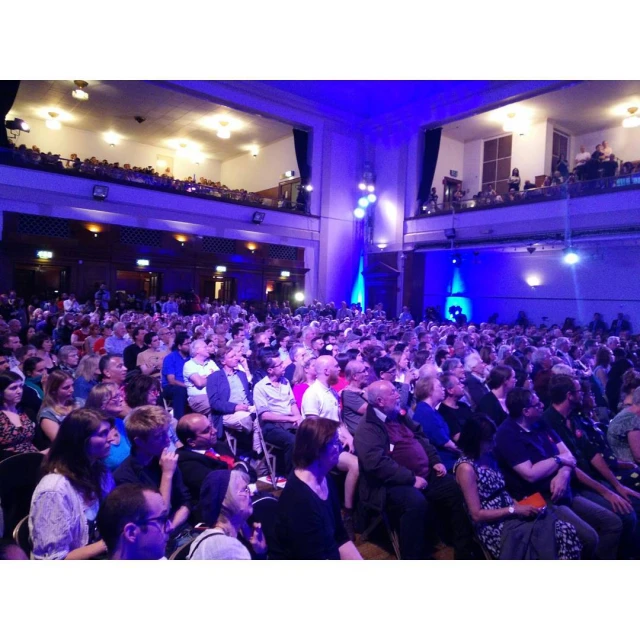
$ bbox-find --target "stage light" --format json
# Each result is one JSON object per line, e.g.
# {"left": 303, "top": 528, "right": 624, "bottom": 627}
{"left": 252, "top": 211, "right": 265, "bottom": 224}
{"left": 452, "top": 253, "right": 461, "bottom": 265}
{"left": 304, "top": 184, "right": 313, "bottom": 192}
{"left": 93, "top": 185, "right": 109, "bottom": 201}
{"left": 367, "top": 185, "right": 375, "bottom": 193}
{"left": 358, "top": 182, "right": 367, "bottom": 191}
{"left": 5, "top": 118, "right": 30, "bottom": 132}
{"left": 563, "top": 248, "right": 580, "bottom": 265}
{"left": 526, "top": 275, "right": 541, "bottom": 287}
{"left": 294, "top": 292, "right": 305, "bottom": 302}
{"left": 367, "top": 194, "right": 377, "bottom": 203}
{"left": 353, "top": 207, "right": 366, "bottom": 219}
{"left": 358, "top": 197, "right": 369, "bottom": 208}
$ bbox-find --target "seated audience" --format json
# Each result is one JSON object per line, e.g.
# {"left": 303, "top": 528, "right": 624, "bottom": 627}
{"left": 463, "top": 352, "right": 489, "bottom": 409}
{"left": 270, "top": 417, "right": 362, "bottom": 560}
{"left": 98, "top": 354, "right": 127, "bottom": 389}
{"left": 0, "top": 371, "right": 39, "bottom": 459}
{"left": 413, "top": 376, "right": 460, "bottom": 471}
{"left": 35, "top": 370, "right": 75, "bottom": 449}
{"left": 253, "top": 351, "right": 302, "bottom": 474}
{"left": 136, "top": 331, "right": 168, "bottom": 378}
{"left": 454, "top": 415, "right": 581, "bottom": 559}
{"left": 161, "top": 332, "right": 191, "bottom": 420}
{"left": 97, "top": 483, "right": 170, "bottom": 560}
{"left": 437, "top": 373, "right": 473, "bottom": 441}
{"left": 355, "top": 380, "right": 476, "bottom": 559}
{"left": 183, "top": 339, "right": 219, "bottom": 417}
{"left": 21, "top": 356, "right": 47, "bottom": 422}
{"left": 85, "top": 382, "right": 130, "bottom": 471}
{"left": 113, "top": 405, "right": 192, "bottom": 545}
{"left": 476, "top": 365, "right": 516, "bottom": 426}
{"left": 29, "top": 408, "right": 116, "bottom": 559}
{"left": 495, "top": 387, "right": 622, "bottom": 559}
{"left": 607, "top": 388, "right": 640, "bottom": 466}
{"left": 56, "top": 345, "right": 80, "bottom": 377}
{"left": 207, "top": 346, "right": 260, "bottom": 451}
{"left": 31, "top": 332, "right": 57, "bottom": 372}
{"left": 340, "top": 360, "right": 369, "bottom": 436}
{"left": 73, "top": 354, "right": 101, "bottom": 406}
{"left": 292, "top": 355, "right": 316, "bottom": 410}
{"left": 188, "top": 469, "right": 267, "bottom": 560}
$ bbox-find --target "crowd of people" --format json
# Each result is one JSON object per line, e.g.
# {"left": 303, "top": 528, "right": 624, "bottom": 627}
{"left": 422, "top": 141, "right": 639, "bottom": 214}
{"left": 3, "top": 143, "right": 305, "bottom": 212}
{"left": 1, "top": 286, "right": 640, "bottom": 561}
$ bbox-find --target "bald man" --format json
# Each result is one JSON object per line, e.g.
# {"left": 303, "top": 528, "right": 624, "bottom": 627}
{"left": 355, "top": 380, "right": 476, "bottom": 559}
{"left": 302, "top": 355, "right": 360, "bottom": 537}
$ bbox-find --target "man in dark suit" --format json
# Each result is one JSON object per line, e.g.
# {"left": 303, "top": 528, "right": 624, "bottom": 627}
{"left": 462, "top": 352, "right": 489, "bottom": 409}
{"left": 176, "top": 413, "right": 252, "bottom": 506}
{"left": 354, "top": 380, "right": 477, "bottom": 559}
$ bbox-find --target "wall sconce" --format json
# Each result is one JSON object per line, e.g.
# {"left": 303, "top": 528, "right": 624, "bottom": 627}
{"left": 526, "top": 275, "right": 541, "bottom": 289}
{"left": 87, "top": 225, "right": 101, "bottom": 238}
{"left": 247, "top": 243, "right": 257, "bottom": 253}
{"left": 37, "top": 250, "right": 53, "bottom": 259}
{"left": 175, "top": 235, "right": 187, "bottom": 246}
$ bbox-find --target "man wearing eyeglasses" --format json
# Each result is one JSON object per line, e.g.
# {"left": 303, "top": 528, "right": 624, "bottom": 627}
{"left": 97, "top": 484, "right": 171, "bottom": 560}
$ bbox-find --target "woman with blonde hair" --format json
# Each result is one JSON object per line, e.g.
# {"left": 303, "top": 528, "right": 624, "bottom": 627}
{"left": 86, "top": 382, "right": 130, "bottom": 471}
{"left": 73, "top": 354, "right": 101, "bottom": 406}
{"left": 36, "top": 370, "right": 75, "bottom": 448}
{"left": 292, "top": 356, "right": 316, "bottom": 411}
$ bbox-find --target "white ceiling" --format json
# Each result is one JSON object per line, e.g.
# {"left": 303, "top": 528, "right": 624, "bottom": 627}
{"left": 442, "top": 80, "right": 640, "bottom": 142}
{"left": 9, "top": 80, "right": 294, "bottom": 162}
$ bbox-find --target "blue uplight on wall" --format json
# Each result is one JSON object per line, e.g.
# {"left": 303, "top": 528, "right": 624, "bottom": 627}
{"left": 445, "top": 254, "right": 472, "bottom": 320}
{"left": 351, "top": 251, "right": 365, "bottom": 308}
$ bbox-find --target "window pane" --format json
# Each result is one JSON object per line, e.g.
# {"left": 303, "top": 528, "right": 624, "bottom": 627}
{"left": 497, "top": 157, "right": 511, "bottom": 181}
{"left": 484, "top": 138, "right": 498, "bottom": 162}
{"left": 482, "top": 160, "right": 497, "bottom": 184}
{"left": 498, "top": 134, "right": 512, "bottom": 158}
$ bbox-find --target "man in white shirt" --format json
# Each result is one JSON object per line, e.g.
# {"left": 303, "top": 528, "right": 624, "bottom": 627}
{"left": 183, "top": 339, "right": 219, "bottom": 416}
{"left": 574, "top": 145, "right": 591, "bottom": 180}
{"left": 228, "top": 301, "right": 242, "bottom": 321}
{"left": 301, "top": 355, "right": 359, "bottom": 535}
{"left": 63, "top": 293, "right": 80, "bottom": 313}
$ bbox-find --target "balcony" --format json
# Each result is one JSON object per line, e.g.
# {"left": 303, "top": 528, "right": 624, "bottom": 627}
{"left": 406, "top": 173, "right": 640, "bottom": 249}
{"left": 0, "top": 148, "right": 314, "bottom": 216}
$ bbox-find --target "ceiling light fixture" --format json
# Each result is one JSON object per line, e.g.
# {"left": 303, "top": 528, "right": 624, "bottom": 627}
{"left": 563, "top": 247, "right": 580, "bottom": 265}
{"left": 104, "top": 131, "right": 120, "bottom": 147}
{"left": 72, "top": 80, "right": 89, "bottom": 101}
{"left": 502, "top": 112, "right": 530, "bottom": 135}
{"left": 46, "top": 111, "right": 61, "bottom": 130}
{"left": 622, "top": 106, "right": 640, "bottom": 129}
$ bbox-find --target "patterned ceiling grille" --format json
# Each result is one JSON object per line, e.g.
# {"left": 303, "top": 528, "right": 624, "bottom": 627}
{"left": 202, "top": 237, "right": 236, "bottom": 254}
{"left": 18, "top": 214, "right": 70, "bottom": 238}
{"left": 268, "top": 244, "right": 298, "bottom": 261}
{"left": 120, "top": 226, "right": 163, "bottom": 247}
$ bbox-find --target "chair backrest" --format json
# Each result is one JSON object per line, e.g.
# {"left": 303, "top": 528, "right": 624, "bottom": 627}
{"left": 12, "top": 515, "right": 32, "bottom": 556}
{"left": 0, "top": 452, "right": 44, "bottom": 537}
{"left": 168, "top": 541, "right": 192, "bottom": 560}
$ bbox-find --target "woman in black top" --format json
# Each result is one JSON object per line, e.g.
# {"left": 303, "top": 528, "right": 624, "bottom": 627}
{"left": 270, "top": 417, "right": 362, "bottom": 560}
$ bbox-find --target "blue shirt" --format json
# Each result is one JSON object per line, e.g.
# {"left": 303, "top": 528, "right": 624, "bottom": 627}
{"left": 104, "top": 419, "right": 130, "bottom": 471}
{"left": 162, "top": 350, "right": 189, "bottom": 387}
{"left": 413, "top": 401, "right": 458, "bottom": 471}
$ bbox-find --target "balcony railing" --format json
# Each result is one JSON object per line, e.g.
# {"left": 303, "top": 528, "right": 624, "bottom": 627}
{"left": 0, "top": 147, "right": 313, "bottom": 215}
{"left": 417, "top": 172, "right": 640, "bottom": 217}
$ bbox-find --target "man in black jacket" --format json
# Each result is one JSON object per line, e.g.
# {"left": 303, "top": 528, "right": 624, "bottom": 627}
{"left": 354, "top": 380, "right": 477, "bottom": 559}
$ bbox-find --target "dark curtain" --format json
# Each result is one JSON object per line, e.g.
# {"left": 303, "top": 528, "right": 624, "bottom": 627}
{"left": 0, "top": 81, "right": 21, "bottom": 148}
{"left": 293, "top": 128, "right": 311, "bottom": 208}
{"left": 417, "top": 127, "right": 442, "bottom": 205}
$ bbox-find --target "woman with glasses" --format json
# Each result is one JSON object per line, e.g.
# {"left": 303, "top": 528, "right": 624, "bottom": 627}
{"left": 29, "top": 408, "right": 117, "bottom": 559}
{"left": 188, "top": 469, "right": 266, "bottom": 560}
{"left": 86, "top": 382, "right": 130, "bottom": 471}
{"left": 270, "top": 417, "right": 362, "bottom": 560}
